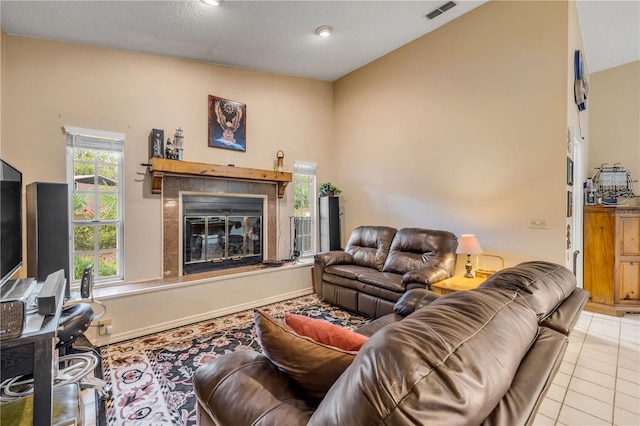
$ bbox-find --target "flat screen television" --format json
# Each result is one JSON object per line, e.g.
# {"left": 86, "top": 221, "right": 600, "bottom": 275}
{"left": 0, "top": 159, "right": 23, "bottom": 286}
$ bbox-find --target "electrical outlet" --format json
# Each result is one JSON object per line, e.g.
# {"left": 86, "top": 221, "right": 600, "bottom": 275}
{"left": 98, "top": 318, "right": 113, "bottom": 335}
{"left": 528, "top": 217, "right": 549, "bottom": 229}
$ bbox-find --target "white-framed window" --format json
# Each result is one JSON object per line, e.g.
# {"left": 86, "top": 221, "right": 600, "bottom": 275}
{"left": 293, "top": 161, "right": 317, "bottom": 257}
{"left": 65, "top": 126, "right": 125, "bottom": 285}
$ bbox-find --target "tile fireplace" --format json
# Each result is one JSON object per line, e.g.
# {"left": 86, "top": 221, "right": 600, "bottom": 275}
{"left": 161, "top": 174, "right": 280, "bottom": 278}
{"left": 182, "top": 194, "right": 265, "bottom": 274}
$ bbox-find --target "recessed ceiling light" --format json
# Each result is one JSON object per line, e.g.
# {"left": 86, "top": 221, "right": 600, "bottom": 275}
{"left": 315, "top": 25, "right": 334, "bottom": 37}
{"left": 201, "top": 0, "right": 223, "bottom": 5}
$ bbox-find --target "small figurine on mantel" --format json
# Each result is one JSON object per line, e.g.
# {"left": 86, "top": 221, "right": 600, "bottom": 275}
{"left": 166, "top": 138, "right": 178, "bottom": 160}
{"left": 174, "top": 127, "right": 184, "bottom": 161}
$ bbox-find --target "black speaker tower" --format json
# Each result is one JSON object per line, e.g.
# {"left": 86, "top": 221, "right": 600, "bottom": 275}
{"left": 27, "top": 182, "right": 70, "bottom": 299}
{"left": 319, "top": 196, "right": 341, "bottom": 252}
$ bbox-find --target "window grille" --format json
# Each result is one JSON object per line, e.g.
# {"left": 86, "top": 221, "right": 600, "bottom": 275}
{"left": 65, "top": 126, "right": 125, "bottom": 284}
{"left": 293, "top": 161, "right": 317, "bottom": 256}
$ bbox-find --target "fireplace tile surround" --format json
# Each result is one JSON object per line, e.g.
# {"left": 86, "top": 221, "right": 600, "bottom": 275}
{"left": 162, "top": 176, "right": 278, "bottom": 278}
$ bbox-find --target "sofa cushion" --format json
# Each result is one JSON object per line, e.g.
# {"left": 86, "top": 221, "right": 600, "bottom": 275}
{"left": 354, "top": 313, "right": 404, "bottom": 337}
{"left": 323, "top": 272, "right": 360, "bottom": 290}
{"left": 309, "top": 288, "right": 538, "bottom": 425}
{"left": 344, "top": 226, "right": 397, "bottom": 271}
{"left": 314, "top": 250, "right": 353, "bottom": 266}
{"left": 324, "top": 264, "right": 372, "bottom": 280}
{"left": 393, "top": 288, "right": 441, "bottom": 316}
{"left": 254, "top": 310, "right": 357, "bottom": 400}
{"left": 193, "top": 351, "right": 315, "bottom": 426}
{"left": 285, "top": 313, "right": 369, "bottom": 351}
{"left": 356, "top": 281, "right": 405, "bottom": 302}
{"left": 482, "top": 326, "right": 568, "bottom": 425}
{"left": 382, "top": 228, "right": 458, "bottom": 275}
{"left": 356, "top": 270, "right": 404, "bottom": 292}
{"left": 540, "top": 288, "right": 589, "bottom": 335}
{"left": 358, "top": 293, "right": 397, "bottom": 318}
{"left": 479, "top": 261, "right": 578, "bottom": 321}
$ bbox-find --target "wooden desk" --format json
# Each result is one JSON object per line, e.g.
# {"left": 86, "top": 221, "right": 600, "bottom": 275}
{"left": 431, "top": 276, "right": 486, "bottom": 295}
{"left": 0, "top": 279, "right": 65, "bottom": 425}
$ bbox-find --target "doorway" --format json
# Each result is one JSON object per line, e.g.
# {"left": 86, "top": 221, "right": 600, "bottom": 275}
{"left": 571, "top": 129, "right": 585, "bottom": 287}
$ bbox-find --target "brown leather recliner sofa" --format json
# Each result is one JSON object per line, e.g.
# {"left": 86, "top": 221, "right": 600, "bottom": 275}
{"left": 314, "top": 225, "right": 458, "bottom": 318}
{"left": 193, "top": 261, "right": 589, "bottom": 426}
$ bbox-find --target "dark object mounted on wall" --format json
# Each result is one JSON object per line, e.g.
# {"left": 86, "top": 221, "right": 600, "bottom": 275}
{"left": 574, "top": 50, "right": 588, "bottom": 111}
{"left": 150, "top": 129, "right": 164, "bottom": 158}
{"left": 208, "top": 95, "right": 247, "bottom": 152}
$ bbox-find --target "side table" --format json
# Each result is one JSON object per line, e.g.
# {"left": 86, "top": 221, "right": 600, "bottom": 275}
{"left": 431, "top": 275, "right": 486, "bottom": 295}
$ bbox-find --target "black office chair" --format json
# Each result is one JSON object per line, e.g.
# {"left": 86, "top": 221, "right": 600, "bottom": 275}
{"left": 0, "top": 265, "right": 111, "bottom": 401}
{"left": 56, "top": 264, "right": 111, "bottom": 399}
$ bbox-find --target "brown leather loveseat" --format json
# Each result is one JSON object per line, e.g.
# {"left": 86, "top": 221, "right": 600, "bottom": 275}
{"left": 193, "top": 261, "right": 589, "bottom": 426}
{"left": 314, "top": 226, "right": 458, "bottom": 318}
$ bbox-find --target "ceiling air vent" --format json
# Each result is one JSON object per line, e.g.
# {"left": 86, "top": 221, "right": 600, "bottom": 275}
{"left": 426, "top": 1, "right": 457, "bottom": 20}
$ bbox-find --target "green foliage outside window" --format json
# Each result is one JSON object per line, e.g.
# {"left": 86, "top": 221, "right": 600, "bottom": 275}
{"left": 294, "top": 174, "right": 311, "bottom": 217}
{"left": 71, "top": 148, "right": 121, "bottom": 281}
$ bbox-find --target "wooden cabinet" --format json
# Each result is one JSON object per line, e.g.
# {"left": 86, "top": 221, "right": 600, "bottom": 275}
{"left": 583, "top": 206, "right": 640, "bottom": 316}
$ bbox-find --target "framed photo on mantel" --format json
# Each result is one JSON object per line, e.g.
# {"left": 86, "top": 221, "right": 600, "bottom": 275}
{"left": 208, "top": 95, "right": 247, "bottom": 152}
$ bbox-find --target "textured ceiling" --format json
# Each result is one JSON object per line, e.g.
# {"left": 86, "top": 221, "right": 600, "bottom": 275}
{"left": 0, "top": 0, "right": 486, "bottom": 81}
{"left": 576, "top": 0, "right": 640, "bottom": 73}
{"left": 0, "top": 1, "right": 638, "bottom": 81}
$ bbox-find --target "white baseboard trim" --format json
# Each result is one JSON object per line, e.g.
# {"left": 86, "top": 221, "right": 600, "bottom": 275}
{"left": 93, "top": 287, "right": 314, "bottom": 346}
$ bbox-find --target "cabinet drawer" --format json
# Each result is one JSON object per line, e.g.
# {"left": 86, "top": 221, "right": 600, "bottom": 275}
{"left": 618, "top": 261, "right": 640, "bottom": 302}
{"left": 619, "top": 216, "right": 640, "bottom": 256}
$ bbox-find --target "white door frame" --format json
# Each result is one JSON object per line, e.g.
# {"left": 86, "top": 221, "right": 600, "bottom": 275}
{"left": 571, "top": 130, "right": 585, "bottom": 287}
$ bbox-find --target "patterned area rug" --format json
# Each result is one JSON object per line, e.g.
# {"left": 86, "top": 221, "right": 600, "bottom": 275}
{"left": 100, "top": 294, "right": 369, "bottom": 425}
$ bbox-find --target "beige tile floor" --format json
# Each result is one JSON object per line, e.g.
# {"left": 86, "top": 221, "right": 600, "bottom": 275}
{"left": 82, "top": 387, "right": 98, "bottom": 426}
{"left": 79, "top": 310, "right": 640, "bottom": 426}
{"left": 534, "top": 311, "right": 640, "bottom": 426}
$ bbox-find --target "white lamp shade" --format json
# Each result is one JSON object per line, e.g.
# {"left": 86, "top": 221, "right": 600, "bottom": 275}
{"left": 456, "top": 234, "right": 483, "bottom": 254}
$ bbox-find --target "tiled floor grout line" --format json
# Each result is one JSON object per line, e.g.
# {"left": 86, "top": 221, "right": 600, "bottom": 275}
{"left": 556, "top": 313, "right": 640, "bottom": 426}
{"left": 612, "top": 318, "right": 621, "bottom": 425}
{"left": 556, "top": 315, "right": 590, "bottom": 426}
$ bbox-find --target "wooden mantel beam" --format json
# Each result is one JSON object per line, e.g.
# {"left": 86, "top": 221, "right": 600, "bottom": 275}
{"left": 148, "top": 158, "right": 292, "bottom": 198}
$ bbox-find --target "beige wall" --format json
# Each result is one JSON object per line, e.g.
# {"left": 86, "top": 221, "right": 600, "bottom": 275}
{"left": 2, "top": 1, "right": 593, "bottom": 283}
{"left": 0, "top": 27, "right": 3, "bottom": 154}
{"left": 589, "top": 60, "right": 640, "bottom": 206}
{"left": 333, "top": 1, "right": 571, "bottom": 269}
{"left": 2, "top": 36, "right": 334, "bottom": 282}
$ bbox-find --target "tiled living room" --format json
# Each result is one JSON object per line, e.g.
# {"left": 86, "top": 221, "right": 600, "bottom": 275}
{"left": 1, "top": 1, "right": 639, "bottom": 425}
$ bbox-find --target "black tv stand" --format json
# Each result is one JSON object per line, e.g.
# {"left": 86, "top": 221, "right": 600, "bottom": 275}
{"left": 0, "top": 273, "right": 66, "bottom": 425}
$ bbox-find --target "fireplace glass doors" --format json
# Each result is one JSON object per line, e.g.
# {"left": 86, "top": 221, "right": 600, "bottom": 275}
{"left": 182, "top": 195, "right": 263, "bottom": 274}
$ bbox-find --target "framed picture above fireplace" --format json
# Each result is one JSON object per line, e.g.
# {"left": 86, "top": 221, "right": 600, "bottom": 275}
{"left": 208, "top": 95, "right": 247, "bottom": 152}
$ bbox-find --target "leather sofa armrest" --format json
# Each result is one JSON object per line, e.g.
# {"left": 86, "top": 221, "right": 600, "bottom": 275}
{"left": 193, "top": 351, "right": 314, "bottom": 426}
{"left": 540, "top": 288, "right": 589, "bottom": 335}
{"left": 313, "top": 252, "right": 352, "bottom": 299}
{"left": 482, "top": 327, "right": 568, "bottom": 426}
{"left": 314, "top": 250, "right": 353, "bottom": 266}
{"left": 393, "top": 288, "right": 441, "bottom": 317}
{"left": 401, "top": 267, "right": 450, "bottom": 287}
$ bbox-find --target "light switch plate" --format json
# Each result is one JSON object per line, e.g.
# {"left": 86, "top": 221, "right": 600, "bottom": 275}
{"left": 529, "top": 217, "right": 549, "bottom": 229}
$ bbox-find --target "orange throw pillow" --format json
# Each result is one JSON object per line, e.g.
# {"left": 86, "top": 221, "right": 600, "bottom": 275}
{"left": 285, "top": 313, "right": 369, "bottom": 351}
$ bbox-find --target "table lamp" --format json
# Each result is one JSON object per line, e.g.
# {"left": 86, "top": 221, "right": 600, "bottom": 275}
{"left": 456, "top": 234, "right": 483, "bottom": 278}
